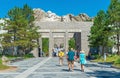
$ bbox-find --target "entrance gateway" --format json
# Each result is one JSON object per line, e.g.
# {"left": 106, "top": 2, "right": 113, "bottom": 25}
{"left": 34, "top": 22, "right": 93, "bottom": 57}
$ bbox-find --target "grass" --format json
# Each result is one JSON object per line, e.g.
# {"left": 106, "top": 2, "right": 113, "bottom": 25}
{"left": 0, "top": 64, "right": 10, "bottom": 70}
{"left": 0, "top": 59, "right": 10, "bottom": 70}
{"left": 92, "top": 55, "right": 119, "bottom": 63}
{"left": 92, "top": 54, "right": 120, "bottom": 68}
{"left": 0, "top": 55, "right": 19, "bottom": 70}
{"left": 113, "top": 57, "right": 120, "bottom": 68}
{"left": 0, "top": 53, "right": 34, "bottom": 70}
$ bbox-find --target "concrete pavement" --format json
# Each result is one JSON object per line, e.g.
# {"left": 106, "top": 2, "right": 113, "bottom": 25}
{"left": 0, "top": 57, "right": 120, "bottom": 78}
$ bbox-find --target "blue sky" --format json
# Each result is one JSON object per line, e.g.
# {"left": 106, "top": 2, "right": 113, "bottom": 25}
{"left": 0, "top": 0, "right": 110, "bottom": 18}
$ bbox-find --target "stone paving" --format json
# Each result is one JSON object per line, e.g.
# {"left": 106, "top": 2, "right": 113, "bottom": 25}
{"left": 0, "top": 57, "right": 120, "bottom": 78}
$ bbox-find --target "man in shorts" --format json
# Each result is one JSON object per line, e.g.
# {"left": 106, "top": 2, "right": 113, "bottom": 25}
{"left": 67, "top": 48, "right": 75, "bottom": 71}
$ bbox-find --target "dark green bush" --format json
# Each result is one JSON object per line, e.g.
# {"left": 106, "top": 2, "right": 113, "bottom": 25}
{"left": 91, "top": 54, "right": 101, "bottom": 59}
{"left": 114, "top": 58, "right": 120, "bottom": 64}
{"left": 23, "top": 53, "right": 34, "bottom": 58}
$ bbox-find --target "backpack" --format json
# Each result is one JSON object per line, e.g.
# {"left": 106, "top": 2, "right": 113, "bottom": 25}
{"left": 58, "top": 51, "right": 64, "bottom": 57}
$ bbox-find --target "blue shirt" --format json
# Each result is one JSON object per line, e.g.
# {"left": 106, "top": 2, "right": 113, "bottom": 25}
{"left": 67, "top": 50, "right": 75, "bottom": 61}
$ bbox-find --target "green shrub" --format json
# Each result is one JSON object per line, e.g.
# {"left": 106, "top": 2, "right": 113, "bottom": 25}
{"left": 42, "top": 38, "right": 49, "bottom": 53}
{"left": 93, "top": 54, "right": 119, "bottom": 63}
{"left": 23, "top": 53, "right": 34, "bottom": 58}
{"left": 114, "top": 58, "right": 120, "bottom": 64}
{"left": 69, "top": 38, "right": 75, "bottom": 49}
{"left": 91, "top": 54, "right": 101, "bottom": 59}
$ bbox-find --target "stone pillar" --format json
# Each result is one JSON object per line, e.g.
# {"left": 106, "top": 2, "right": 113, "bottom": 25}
{"left": 49, "top": 31, "right": 53, "bottom": 57}
{"left": 65, "top": 31, "right": 69, "bottom": 52}
{"left": 31, "top": 48, "right": 39, "bottom": 57}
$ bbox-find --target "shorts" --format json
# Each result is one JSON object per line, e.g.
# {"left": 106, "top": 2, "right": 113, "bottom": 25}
{"left": 59, "top": 57, "right": 63, "bottom": 60}
{"left": 68, "top": 60, "right": 74, "bottom": 64}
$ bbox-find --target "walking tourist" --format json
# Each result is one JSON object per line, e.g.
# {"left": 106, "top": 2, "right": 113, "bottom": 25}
{"left": 54, "top": 47, "right": 60, "bottom": 56}
{"left": 52, "top": 49, "right": 56, "bottom": 57}
{"left": 79, "top": 50, "right": 86, "bottom": 72}
{"left": 66, "top": 50, "right": 69, "bottom": 60}
{"left": 67, "top": 48, "right": 75, "bottom": 71}
{"left": 58, "top": 50, "right": 64, "bottom": 65}
{"left": 76, "top": 50, "right": 80, "bottom": 61}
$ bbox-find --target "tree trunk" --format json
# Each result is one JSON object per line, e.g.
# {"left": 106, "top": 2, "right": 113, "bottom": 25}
{"left": 12, "top": 46, "right": 18, "bottom": 56}
{"left": 102, "top": 46, "right": 105, "bottom": 56}
{"left": 117, "top": 34, "right": 120, "bottom": 55}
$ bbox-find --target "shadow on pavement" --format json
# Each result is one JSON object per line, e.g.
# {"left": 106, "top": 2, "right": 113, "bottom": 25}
{"left": 98, "top": 62, "right": 113, "bottom": 65}
{"left": 85, "top": 63, "right": 111, "bottom": 68}
{"left": 62, "top": 68, "right": 82, "bottom": 72}
{"left": 74, "top": 69, "right": 81, "bottom": 72}
{"left": 62, "top": 69, "right": 69, "bottom": 72}
{"left": 86, "top": 69, "right": 120, "bottom": 78}
{"left": 56, "top": 65, "right": 62, "bottom": 67}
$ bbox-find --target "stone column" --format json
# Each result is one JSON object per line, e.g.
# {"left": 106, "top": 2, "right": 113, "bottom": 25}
{"left": 65, "top": 31, "right": 69, "bottom": 52}
{"left": 49, "top": 31, "right": 53, "bottom": 57}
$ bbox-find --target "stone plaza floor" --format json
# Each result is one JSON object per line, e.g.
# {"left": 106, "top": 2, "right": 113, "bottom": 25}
{"left": 0, "top": 57, "right": 120, "bottom": 78}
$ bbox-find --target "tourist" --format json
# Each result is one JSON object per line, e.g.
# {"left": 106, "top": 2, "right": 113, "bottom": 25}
{"left": 58, "top": 50, "right": 64, "bottom": 65}
{"left": 79, "top": 50, "right": 86, "bottom": 72}
{"left": 38, "top": 47, "right": 41, "bottom": 57}
{"left": 66, "top": 50, "right": 69, "bottom": 60}
{"left": 54, "top": 47, "right": 60, "bottom": 56}
{"left": 52, "top": 49, "right": 56, "bottom": 57}
{"left": 76, "top": 50, "right": 80, "bottom": 61}
{"left": 74, "top": 50, "right": 77, "bottom": 61}
{"left": 67, "top": 48, "right": 75, "bottom": 71}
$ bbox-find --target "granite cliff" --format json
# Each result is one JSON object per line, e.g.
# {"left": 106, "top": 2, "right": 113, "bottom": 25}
{"left": 33, "top": 8, "right": 92, "bottom": 22}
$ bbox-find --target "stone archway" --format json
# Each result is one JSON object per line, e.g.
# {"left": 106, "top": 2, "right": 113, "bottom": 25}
{"left": 34, "top": 22, "right": 93, "bottom": 57}
{"left": 38, "top": 29, "right": 81, "bottom": 56}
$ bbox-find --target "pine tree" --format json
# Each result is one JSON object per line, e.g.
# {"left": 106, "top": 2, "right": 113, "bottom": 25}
{"left": 88, "top": 10, "right": 114, "bottom": 55}
{"left": 0, "top": 4, "right": 40, "bottom": 55}
{"left": 108, "top": 0, "right": 120, "bottom": 54}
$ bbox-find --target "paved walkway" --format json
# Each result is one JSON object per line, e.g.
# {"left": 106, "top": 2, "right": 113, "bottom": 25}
{"left": 0, "top": 57, "right": 120, "bottom": 78}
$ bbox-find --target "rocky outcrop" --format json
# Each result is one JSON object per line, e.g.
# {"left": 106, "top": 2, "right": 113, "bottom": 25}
{"left": 33, "top": 8, "right": 47, "bottom": 21}
{"left": 33, "top": 8, "right": 92, "bottom": 22}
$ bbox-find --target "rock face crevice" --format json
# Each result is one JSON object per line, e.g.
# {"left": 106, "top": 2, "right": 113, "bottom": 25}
{"left": 33, "top": 8, "right": 92, "bottom": 22}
